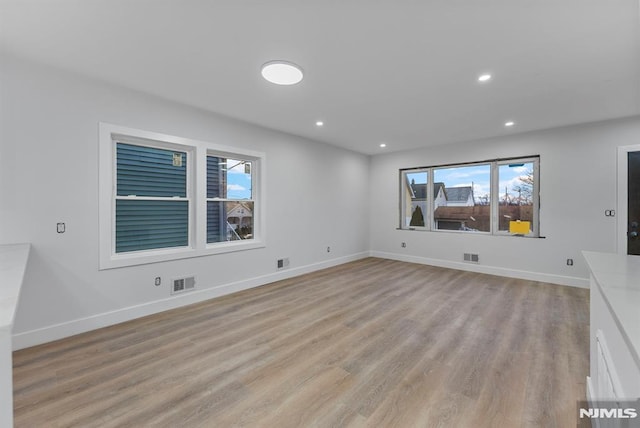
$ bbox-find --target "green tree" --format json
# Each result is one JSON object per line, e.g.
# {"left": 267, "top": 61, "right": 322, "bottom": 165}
{"left": 410, "top": 205, "right": 425, "bottom": 227}
{"left": 512, "top": 169, "right": 533, "bottom": 205}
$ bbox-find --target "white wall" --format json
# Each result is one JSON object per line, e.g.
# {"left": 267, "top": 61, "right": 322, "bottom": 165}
{"left": 0, "top": 55, "right": 370, "bottom": 349}
{"left": 369, "top": 116, "right": 640, "bottom": 287}
{"left": 3, "top": 51, "right": 638, "bottom": 349}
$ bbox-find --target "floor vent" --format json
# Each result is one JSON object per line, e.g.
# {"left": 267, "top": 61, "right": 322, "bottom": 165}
{"left": 463, "top": 253, "right": 479, "bottom": 263}
{"left": 171, "top": 276, "right": 196, "bottom": 295}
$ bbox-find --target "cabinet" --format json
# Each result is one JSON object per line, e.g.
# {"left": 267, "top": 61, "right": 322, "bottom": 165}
{"left": 583, "top": 251, "right": 640, "bottom": 425}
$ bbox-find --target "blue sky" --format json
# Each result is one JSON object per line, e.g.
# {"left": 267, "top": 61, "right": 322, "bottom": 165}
{"left": 407, "top": 162, "right": 532, "bottom": 201}
{"left": 226, "top": 159, "right": 252, "bottom": 199}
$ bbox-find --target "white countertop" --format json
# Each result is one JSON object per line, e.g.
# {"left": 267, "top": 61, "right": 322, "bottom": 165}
{"left": 583, "top": 251, "right": 640, "bottom": 369}
{"left": 0, "top": 244, "right": 31, "bottom": 331}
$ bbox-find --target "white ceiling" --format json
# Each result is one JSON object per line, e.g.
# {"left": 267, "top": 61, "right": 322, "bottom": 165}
{"left": 1, "top": 0, "right": 639, "bottom": 154}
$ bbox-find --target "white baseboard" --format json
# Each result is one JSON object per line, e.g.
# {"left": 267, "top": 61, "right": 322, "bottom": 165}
{"left": 12, "top": 252, "right": 369, "bottom": 350}
{"left": 13, "top": 250, "right": 587, "bottom": 350}
{"left": 370, "top": 251, "right": 589, "bottom": 288}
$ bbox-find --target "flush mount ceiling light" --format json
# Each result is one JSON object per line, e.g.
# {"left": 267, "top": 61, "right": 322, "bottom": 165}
{"left": 505, "top": 121, "right": 515, "bottom": 127}
{"left": 478, "top": 73, "right": 492, "bottom": 82}
{"left": 379, "top": 143, "right": 387, "bottom": 148}
{"left": 316, "top": 121, "right": 324, "bottom": 127}
{"left": 261, "top": 60, "right": 303, "bottom": 85}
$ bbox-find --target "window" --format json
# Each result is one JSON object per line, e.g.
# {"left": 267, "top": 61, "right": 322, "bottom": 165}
{"left": 404, "top": 170, "right": 428, "bottom": 228}
{"left": 99, "top": 124, "right": 264, "bottom": 269}
{"left": 433, "top": 164, "right": 491, "bottom": 232}
{"left": 115, "top": 143, "right": 190, "bottom": 253}
{"left": 497, "top": 160, "right": 537, "bottom": 235}
{"left": 400, "top": 156, "right": 539, "bottom": 236}
{"left": 206, "top": 156, "right": 254, "bottom": 243}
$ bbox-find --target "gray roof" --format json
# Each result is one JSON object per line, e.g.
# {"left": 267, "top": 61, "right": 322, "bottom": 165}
{"left": 410, "top": 181, "right": 445, "bottom": 200}
{"left": 434, "top": 182, "right": 445, "bottom": 198}
{"left": 444, "top": 186, "right": 473, "bottom": 202}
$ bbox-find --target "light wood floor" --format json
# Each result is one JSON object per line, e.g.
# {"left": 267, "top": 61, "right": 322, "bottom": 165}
{"left": 13, "top": 258, "right": 589, "bottom": 427}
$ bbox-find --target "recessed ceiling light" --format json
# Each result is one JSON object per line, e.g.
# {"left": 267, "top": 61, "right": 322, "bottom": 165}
{"left": 379, "top": 143, "right": 387, "bottom": 148}
{"left": 316, "top": 121, "right": 324, "bottom": 127}
{"left": 505, "top": 121, "right": 515, "bottom": 127}
{"left": 261, "top": 60, "right": 303, "bottom": 85}
{"left": 478, "top": 74, "right": 492, "bottom": 82}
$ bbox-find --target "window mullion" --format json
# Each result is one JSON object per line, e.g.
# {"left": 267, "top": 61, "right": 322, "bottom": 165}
{"left": 427, "top": 168, "right": 433, "bottom": 230}
{"left": 533, "top": 158, "right": 540, "bottom": 237}
{"left": 490, "top": 162, "right": 498, "bottom": 235}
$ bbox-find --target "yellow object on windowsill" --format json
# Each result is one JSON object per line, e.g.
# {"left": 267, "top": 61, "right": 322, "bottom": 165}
{"left": 509, "top": 220, "right": 530, "bottom": 235}
{"left": 509, "top": 220, "right": 531, "bottom": 235}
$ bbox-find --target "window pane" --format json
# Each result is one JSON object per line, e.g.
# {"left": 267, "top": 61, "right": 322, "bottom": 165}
{"left": 115, "top": 199, "right": 188, "bottom": 253}
{"left": 208, "top": 201, "right": 254, "bottom": 243}
{"left": 207, "top": 157, "right": 252, "bottom": 200}
{"left": 227, "top": 159, "right": 252, "bottom": 200}
{"left": 117, "top": 143, "right": 186, "bottom": 197}
{"left": 405, "top": 171, "right": 428, "bottom": 227}
{"left": 433, "top": 164, "right": 490, "bottom": 232}
{"left": 498, "top": 162, "right": 535, "bottom": 234}
{"left": 207, "top": 156, "right": 227, "bottom": 199}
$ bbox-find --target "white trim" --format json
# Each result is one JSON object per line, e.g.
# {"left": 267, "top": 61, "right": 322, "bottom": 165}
{"left": 12, "top": 251, "right": 587, "bottom": 350}
{"left": 370, "top": 250, "right": 588, "bottom": 288}
{"left": 490, "top": 162, "right": 499, "bottom": 234}
{"left": 399, "top": 156, "right": 540, "bottom": 237}
{"left": 0, "top": 244, "right": 30, "bottom": 428}
{"left": 617, "top": 144, "right": 640, "bottom": 255}
{"left": 204, "top": 153, "right": 258, "bottom": 245}
{"left": 12, "top": 252, "right": 369, "bottom": 350}
{"left": 586, "top": 376, "right": 601, "bottom": 428}
{"left": 595, "top": 329, "right": 626, "bottom": 399}
{"left": 99, "top": 123, "right": 266, "bottom": 270}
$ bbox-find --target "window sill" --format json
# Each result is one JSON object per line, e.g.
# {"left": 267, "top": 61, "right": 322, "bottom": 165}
{"left": 99, "top": 240, "right": 265, "bottom": 270}
{"left": 396, "top": 227, "right": 544, "bottom": 238}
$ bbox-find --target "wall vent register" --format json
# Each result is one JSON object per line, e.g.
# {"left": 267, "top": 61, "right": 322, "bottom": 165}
{"left": 464, "top": 253, "right": 480, "bottom": 263}
{"left": 171, "top": 276, "right": 196, "bottom": 295}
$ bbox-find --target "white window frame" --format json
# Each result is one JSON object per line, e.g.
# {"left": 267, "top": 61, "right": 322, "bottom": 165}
{"left": 99, "top": 123, "right": 266, "bottom": 270}
{"left": 493, "top": 157, "right": 540, "bottom": 237}
{"left": 400, "top": 168, "right": 431, "bottom": 230}
{"left": 399, "top": 156, "right": 540, "bottom": 237}
{"left": 203, "top": 149, "right": 261, "bottom": 249}
{"left": 432, "top": 161, "right": 492, "bottom": 234}
{"left": 112, "top": 137, "right": 194, "bottom": 255}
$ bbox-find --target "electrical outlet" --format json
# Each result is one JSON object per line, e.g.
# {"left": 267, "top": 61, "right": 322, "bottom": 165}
{"left": 401, "top": 242, "right": 407, "bottom": 248}
{"left": 567, "top": 258, "right": 574, "bottom": 266}
{"left": 154, "top": 277, "right": 161, "bottom": 286}
{"left": 56, "top": 222, "right": 66, "bottom": 233}
{"left": 327, "top": 246, "right": 331, "bottom": 253}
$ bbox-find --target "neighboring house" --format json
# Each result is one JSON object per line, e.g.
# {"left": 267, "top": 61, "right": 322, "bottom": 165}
{"left": 407, "top": 179, "right": 473, "bottom": 227}
{"left": 226, "top": 201, "right": 253, "bottom": 239}
{"left": 443, "top": 186, "right": 474, "bottom": 207}
{"left": 433, "top": 183, "right": 447, "bottom": 208}
{"left": 433, "top": 204, "right": 533, "bottom": 233}
{"left": 435, "top": 185, "right": 476, "bottom": 229}
{"left": 434, "top": 205, "right": 489, "bottom": 232}
{"left": 406, "top": 180, "right": 448, "bottom": 227}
